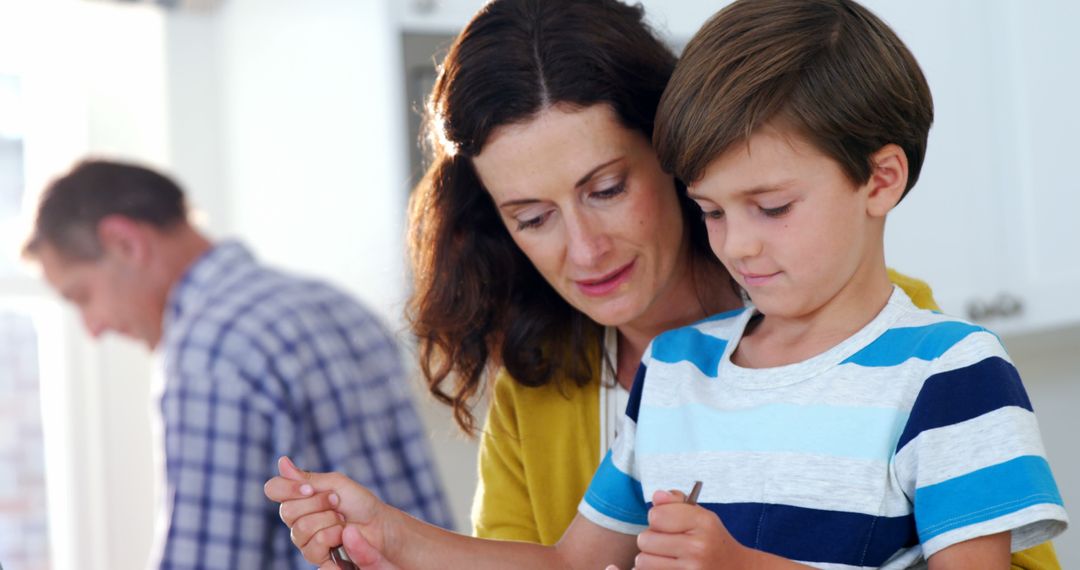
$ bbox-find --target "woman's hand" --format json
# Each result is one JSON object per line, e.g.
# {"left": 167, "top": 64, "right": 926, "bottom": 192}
{"left": 265, "top": 456, "right": 400, "bottom": 568}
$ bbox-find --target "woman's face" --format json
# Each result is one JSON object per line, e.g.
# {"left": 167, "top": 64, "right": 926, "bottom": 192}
{"left": 472, "top": 104, "right": 687, "bottom": 329}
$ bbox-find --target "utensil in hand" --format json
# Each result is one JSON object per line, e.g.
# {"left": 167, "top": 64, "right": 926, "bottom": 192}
{"left": 330, "top": 545, "right": 359, "bottom": 570}
{"left": 685, "top": 480, "right": 703, "bottom": 505}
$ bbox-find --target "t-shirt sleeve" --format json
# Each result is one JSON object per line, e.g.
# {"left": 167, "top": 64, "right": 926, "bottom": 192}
{"left": 578, "top": 355, "right": 650, "bottom": 535}
{"left": 892, "top": 330, "right": 1068, "bottom": 558}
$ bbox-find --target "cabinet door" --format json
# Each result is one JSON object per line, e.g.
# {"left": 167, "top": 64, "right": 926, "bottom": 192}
{"left": 876, "top": 0, "right": 1015, "bottom": 321}
{"left": 992, "top": 1, "right": 1080, "bottom": 334}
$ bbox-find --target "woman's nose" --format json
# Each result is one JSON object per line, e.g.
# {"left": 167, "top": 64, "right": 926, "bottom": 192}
{"left": 565, "top": 215, "right": 612, "bottom": 268}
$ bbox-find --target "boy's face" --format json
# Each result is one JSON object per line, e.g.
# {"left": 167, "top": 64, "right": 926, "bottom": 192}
{"left": 687, "top": 125, "right": 891, "bottom": 320}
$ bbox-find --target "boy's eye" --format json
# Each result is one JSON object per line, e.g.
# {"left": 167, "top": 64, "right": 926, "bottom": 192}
{"left": 701, "top": 209, "right": 725, "bottom": 221}
{"left": 760, "top": 203, "right": 792, "bottom": 217}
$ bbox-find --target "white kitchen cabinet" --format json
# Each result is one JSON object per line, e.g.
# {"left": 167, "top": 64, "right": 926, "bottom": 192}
{"left": 879, "top": 1, "right": 1080, "bottom": 336}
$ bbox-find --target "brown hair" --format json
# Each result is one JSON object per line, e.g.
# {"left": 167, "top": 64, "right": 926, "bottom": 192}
{"left": 654, "top": 0, "right": 933, "bottom": 198}
{"left": 23, "top": 159, "right": 188, "bottom": 260}
{"left": 408, "top": 0, "right": 728, "bottom": 433}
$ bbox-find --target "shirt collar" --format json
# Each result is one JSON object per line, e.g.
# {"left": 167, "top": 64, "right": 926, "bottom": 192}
{"left": 164, "top": 240, "right": 255, "bottom": 329}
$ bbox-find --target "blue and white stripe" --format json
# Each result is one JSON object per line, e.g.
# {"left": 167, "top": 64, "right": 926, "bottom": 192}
{"left": 581, "top": 287, "right": 1066, "bottom": 568}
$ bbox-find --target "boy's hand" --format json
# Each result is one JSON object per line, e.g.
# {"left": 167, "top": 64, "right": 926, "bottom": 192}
{"left": 632, "top": 489, "right": 749, "bottom": 569}
{"left": 264, "top": 456, "right": 399, "bottom": 568}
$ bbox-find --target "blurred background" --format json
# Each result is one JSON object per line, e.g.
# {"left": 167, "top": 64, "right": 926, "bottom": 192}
{"left": 0, "top": 0, "right": 1075, "bottom": 568}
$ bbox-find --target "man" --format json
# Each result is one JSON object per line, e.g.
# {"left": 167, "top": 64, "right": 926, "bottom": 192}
{"left": 23, "top": 159, "right": 452, "bottom": 569}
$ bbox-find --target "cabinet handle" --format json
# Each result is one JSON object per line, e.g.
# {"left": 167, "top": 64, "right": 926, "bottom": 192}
{"left": 965, "top": 293, "right": 1024, "bottom": 322}
{"left": 412, "top": 0, "right": 439, "bottom": 14}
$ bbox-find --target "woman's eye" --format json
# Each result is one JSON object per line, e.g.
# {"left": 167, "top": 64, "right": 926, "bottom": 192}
{"left": 701, "top": 209, "right": 725, "bottom": 221}
{"left": 516, "top": 211, "right": 552, "bottom": 230}
{"left": 591, "top": 182, "right": 626, "bottom": 200}
{"left": 760, "top": 203, "right": 792, "bottom": 217}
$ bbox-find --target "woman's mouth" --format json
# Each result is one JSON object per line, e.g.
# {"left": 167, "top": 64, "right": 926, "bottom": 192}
{"left": 575, "top": 260, "right": 636, "bottom": 297}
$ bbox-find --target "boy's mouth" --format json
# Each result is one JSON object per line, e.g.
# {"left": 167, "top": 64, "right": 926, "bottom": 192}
{"left": 739, "top": 270, "right": 781, "bottom": 287}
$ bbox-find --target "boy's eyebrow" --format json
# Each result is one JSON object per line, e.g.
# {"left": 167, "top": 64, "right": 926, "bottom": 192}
{"left": 687, "top": 184, "right": 791, "bottom": 201}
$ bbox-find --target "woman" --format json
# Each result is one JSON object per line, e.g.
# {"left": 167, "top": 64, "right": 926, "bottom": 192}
{"left": 299, "top": 0, "right": 1059, "bottom": 566}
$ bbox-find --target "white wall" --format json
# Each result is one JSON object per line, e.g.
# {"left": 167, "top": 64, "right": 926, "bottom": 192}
{"left": 215, "top": 0, "right": 409, "bottom": 328}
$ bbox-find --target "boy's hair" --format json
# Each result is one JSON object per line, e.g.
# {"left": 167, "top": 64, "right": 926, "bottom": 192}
{"left": 23, "top": 159, "right": 188, "bottom": 260}
{"left": 654, "top": 0, "right": 933, "bottom": 199}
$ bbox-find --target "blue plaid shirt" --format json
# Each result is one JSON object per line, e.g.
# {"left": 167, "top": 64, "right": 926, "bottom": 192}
{"left": 153, "top": 241, "right": 452, "bottom": 569}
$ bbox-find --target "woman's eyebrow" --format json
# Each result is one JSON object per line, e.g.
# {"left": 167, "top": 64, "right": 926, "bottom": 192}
{"left": 498, "top": 157, "right": 626, "bottom": 209}
{"left": 574, "top": 157, "right": 623, "bottom": 188}
{"left": 498, "top": 197, "right": 542, "bottom": 209}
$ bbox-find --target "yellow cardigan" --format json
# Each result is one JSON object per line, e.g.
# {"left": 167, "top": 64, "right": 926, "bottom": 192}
{"left": 471, "top": 271, "right": 1060, "bottom": 568}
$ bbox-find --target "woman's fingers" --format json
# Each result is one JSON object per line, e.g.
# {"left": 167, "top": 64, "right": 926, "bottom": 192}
{"left": 291, "top": 510, "right": 343, "bottom": 547}
{"left": 279, "top": 455, "right": 309, "bottom": 481}
{"left": 265, "top": 474, "right": 315, "bottom": 502}
{"left": 292, "top": 512, "right": 346, "bottom": 564}
{"left": 342, "top": 525, "right": 401, "bottom": 569}
{"left": 279, "top": 491, "right": 340, "bottom": 527}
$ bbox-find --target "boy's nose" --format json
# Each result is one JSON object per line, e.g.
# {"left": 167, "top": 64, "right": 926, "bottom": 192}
{"left": 721, "top": 219, "right": 762, "bottom": 260}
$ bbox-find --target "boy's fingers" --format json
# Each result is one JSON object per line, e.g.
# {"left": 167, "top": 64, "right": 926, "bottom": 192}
{"left": 278, "top": 491, "right": 340, "bottom": 527}
{"left": 279, "top": 455, "right": 310, "bottom": 481}
{"left": 291, "top": 510, "right": 343, "bottom": 550}
{"left": 633, "top": 550, "right": 679, "bottom": 570}
{"left": 650, "top": 489, "right": 685, "bottom": 505}
{"left": 646, "top": 502, "right": 700, "bottom": 533}
{"left": 636, "top": 527, "right": 690, "bottom": 558}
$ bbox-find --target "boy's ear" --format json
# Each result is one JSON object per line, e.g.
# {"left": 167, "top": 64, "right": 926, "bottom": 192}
{"left": 97, "top": 215, "right": 151, "bottom": 266}
{"left": 864, "top": 144, "right": 908, "bottom": 217}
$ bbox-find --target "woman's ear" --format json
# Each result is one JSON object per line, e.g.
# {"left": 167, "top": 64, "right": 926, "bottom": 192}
{"left": 864, "top": 144, "right": 908, "bottom": 218}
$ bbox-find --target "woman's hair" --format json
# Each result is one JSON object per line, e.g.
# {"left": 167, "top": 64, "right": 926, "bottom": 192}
{"left": 408, "top": 0, "right": 724, "bottom": 434}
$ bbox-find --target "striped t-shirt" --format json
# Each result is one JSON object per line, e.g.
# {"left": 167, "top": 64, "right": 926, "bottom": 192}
{"left": 579, "top": 286, "right": 1067, "bottom": 568}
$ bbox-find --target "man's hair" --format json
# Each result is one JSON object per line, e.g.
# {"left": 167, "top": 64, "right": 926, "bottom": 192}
{"left": 654, "top": 0, "right": 933, "bottom": 199}
{"left": 23, "top": 159, "right": 188, "bottom": 260}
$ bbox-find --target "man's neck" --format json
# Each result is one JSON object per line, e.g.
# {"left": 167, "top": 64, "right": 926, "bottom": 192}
{"left": 145, "top": 225, "right": 213, "bottom": 349}
{"left": 157, "top": 225, "right": 214, "bottom": 289}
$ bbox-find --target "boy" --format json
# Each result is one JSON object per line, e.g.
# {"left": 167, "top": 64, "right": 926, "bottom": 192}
{"left": 266, "top": 0, "right": 1067, "bottom": 567}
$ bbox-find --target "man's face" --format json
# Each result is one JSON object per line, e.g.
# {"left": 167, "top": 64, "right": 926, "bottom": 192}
{"left": 36, "top": 243, "right": 165, "bottom": 348}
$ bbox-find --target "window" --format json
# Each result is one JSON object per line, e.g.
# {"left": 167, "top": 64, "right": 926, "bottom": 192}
{"left": 0, "top": 74, "right": 51, "bottom": 570}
